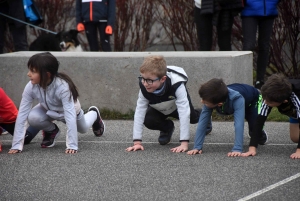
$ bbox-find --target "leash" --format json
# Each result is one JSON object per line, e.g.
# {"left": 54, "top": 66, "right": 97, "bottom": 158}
{"left": 0, "top": 12, "right": 57, "bottom": 35}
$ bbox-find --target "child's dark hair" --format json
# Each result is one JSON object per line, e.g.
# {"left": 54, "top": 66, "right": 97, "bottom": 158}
{"left": 27, "top": 52, "right": 79, "bottom": 101}
{"left": 199, "top": 78, "right": 228, "bottom": 104}
{"left": 261, "top": 74, "right": 292, "bottom": 103}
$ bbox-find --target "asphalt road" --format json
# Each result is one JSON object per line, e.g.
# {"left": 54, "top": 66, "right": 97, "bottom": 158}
{"left": 1, "top": 120, "right": 300, "bottom": 201}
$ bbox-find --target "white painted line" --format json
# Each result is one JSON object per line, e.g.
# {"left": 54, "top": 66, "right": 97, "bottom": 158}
{"left": 237, "top": 173, "right": 300, "bottom": 201}
{"left": 0, "top": 140, "right": 296, "bottom": 146}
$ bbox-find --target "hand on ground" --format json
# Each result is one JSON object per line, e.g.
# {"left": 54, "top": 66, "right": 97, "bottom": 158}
{"left": 187, "top": 149, "right": 202, "bottom": 155}
{"left": 8, "top": 149, "right": 22, "bottom": 154}
{"left": 241, "top": 146, "right": 257, "bottom": 157}
{"left": 65, "top": 149, "right": 78, "bottom": 154}
{"left": 170, "top": 144, "right": 188, "bottom": 153}
{"left": 126, "top": 144, "right": 144, "bottom": 151}
{"left": 228, "top": 151, "right": 241, "bottom": 157}
{"left": 290, "top": 149, "right": 300, "bottom": 159}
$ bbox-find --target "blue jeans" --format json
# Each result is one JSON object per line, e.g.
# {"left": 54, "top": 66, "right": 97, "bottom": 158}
{"left": 242, "top": 16, "right": 275, "bottom": 83}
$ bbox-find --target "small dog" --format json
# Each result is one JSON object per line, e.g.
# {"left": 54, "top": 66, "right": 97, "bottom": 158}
{"left": 29, "top": 29, "right": 83, "bottom": 52}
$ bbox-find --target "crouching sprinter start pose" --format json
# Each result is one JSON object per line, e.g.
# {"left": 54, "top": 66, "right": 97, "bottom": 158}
{"left": 242, "top": 74, "right": 300, "bottom": 159}
{"left": 9, "top": 52, "right": 105, "bottom": 154}
{"left": 126, "top": 55, "right": 212, "bottom": 153}
{"left": 188, "top": 78, "right": 267, "bottom": 157}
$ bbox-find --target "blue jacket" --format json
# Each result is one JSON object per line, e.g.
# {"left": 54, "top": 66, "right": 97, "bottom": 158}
{"left": 193, "top": 84, "right": 259, "bottom": 152}
{"left": 76, "top": 0, "right": 115, "bottom": 27}
{"left": 241, "top": 0, "right": 280, "bottom": 17}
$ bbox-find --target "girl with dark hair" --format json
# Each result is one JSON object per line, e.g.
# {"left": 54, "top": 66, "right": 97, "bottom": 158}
{"left": 8, "top": 52, "right": 105, "bottom": 154}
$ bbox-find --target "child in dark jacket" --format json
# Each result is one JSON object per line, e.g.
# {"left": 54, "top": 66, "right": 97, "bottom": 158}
{"left": 188, "top": 78, "right": 267, "bottom": 157}
{"left": 242, "top": 74, "right": 300, "bottom": 159}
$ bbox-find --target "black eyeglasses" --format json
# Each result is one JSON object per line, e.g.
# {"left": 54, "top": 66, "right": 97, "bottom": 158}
{"left": 138, "top": 76, "right": 160, "bottom": 85}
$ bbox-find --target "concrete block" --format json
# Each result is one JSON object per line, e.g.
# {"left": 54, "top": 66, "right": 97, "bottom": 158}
{"left": 0, "top": 51, "right": 253, "bottom": 112}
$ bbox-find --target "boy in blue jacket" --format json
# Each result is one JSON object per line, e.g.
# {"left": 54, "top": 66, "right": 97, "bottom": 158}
{"left": 187, "top": 78, "right": 267, "bottom": 157}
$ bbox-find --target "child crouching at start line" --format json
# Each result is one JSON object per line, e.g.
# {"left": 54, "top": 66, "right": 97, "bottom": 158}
{"left": 9, "top": 52, "right": 105, "bottom": 154}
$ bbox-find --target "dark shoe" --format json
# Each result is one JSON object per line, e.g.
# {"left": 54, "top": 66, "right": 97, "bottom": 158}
{"left": 255, "top": 81, "right": 264, "bottom": 90}
{"left": 258, "top": 130, "right": 268, "bottom": 145}
{"left": 88, "top": 106, "right": 105, "bottom": 137}
{"left": 41, "top": 124, "right": 60, "bottom": 148}
{"left": 158, "top": 122, "right": 175, "bottom": 145}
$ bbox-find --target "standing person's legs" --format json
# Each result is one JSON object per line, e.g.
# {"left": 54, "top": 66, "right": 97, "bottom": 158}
{"left": 194, "top": 7, "right": 213, "bottom": 51}
{"left": 9, "top": 23, "right": 28, "bottom": 51}
{"left": 0, "top": 3, "right": 8, "bottom": 54}
{"left": 98, "top": 22, "right": 112, "bottom": 52}
{"left": 256, "top": 17, "right": 275, "bottom": 84}
{"left": 242, "top": 17, "right": 260, "bottom": 87}
{"left": 217, "top": 11, "right": 234, "bottom": 51}
{"left": 242, "top": 17, "right": 258, "bottom": 51}
{"left": 84, "top": 22, "right": 100, "bottom": 51}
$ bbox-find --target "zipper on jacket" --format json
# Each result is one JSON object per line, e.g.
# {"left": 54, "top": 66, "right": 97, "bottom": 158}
{"left": 44, "top": 90, "right": 50, "bottom": 110}
{"left": 90, "top": 2, "right": 93, "bottom": 21}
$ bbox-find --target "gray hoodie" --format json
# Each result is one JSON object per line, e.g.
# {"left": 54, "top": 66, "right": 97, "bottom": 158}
{"left": 11, "top": 77, "right": 78, "bottom": 151}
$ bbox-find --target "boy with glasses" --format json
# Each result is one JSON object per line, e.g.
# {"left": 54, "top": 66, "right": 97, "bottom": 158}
{"left": 126, "top": 55, "right": 212, "bottom": 153}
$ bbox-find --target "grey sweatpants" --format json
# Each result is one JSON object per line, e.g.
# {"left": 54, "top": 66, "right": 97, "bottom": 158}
{"left": 27, "top": 104, "right": 96, "bottom": 133}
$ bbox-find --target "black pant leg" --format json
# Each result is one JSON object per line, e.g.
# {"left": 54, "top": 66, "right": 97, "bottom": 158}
{"left": 0, "top": 3, "right": 8, "bottom": 54}
{"left": 242, "top": 17, "right": 258, "bottom": 51}
{"left": 9, "top": 23, "right": 28, "bottom": 51}
{"left": 85, "top": 22, "right": 99, "bottom": 51}
{"left": 0, "top": 122, "right": 15, "bottom": 135}
{"left": 256, "top": 17, "right": 275, "bottom": 82}
{"left": 144, "top": 107, "right": 173, "bottom": 132}
{"left": 194, "top": 7, "right": 213, "bottom": 51}
{"left": 216, "top": 10, "right": 234, "bottom": 51}
{"left": 98, "top": 22, "right": 112, "bottom": 52}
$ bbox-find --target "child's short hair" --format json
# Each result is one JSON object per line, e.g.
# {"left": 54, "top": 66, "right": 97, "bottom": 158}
{"left": 199, "top": 78, "right": 228, "bottom": 104}
{"left": 261, "top": 74, "right": 292, "bottom": 103}
{"left": 140, "top": 55, "right": 167, "bottom": 78}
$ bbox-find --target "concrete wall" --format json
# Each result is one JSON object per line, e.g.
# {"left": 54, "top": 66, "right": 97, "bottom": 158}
{"left": 0, "top": 51, "right": 253, "bottom": 112}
